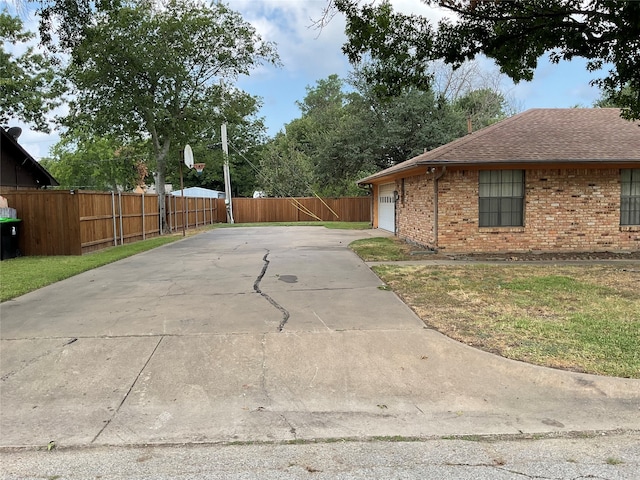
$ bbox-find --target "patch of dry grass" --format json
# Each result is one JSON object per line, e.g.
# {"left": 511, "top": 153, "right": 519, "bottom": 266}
{"left": 373, "top": 264, "right": 640, "bottom": 378}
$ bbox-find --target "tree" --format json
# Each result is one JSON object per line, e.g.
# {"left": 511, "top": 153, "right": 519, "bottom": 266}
{"left": 454, "top": 88, "right": 507, "bottom": 130}
{"left": 329, "top": 0, "right": 640, "bottom": 120}
{"left": 32, "top": 0, "right": 122, "bottom": 50}
{"left": 303, "top": 70, "right": 485, "bottom": 189}
{"left": 257, "top": 71, "right": 488, "bottom": 197}
{"left": 41, "top": 132, "right": 148, "bottom": 191}
{"left": 594, "top": 84, "right": 635, "bottom": 110}
{"left": 0, "top": 11, "right": 63, "bottom": 131}
{"left": 258, "top": 128, "right": 315, "bottom": 198}
{"left": 61, "top": 0, "right": 279, "bottom": 231}
{"left": 428, "top": 60, "right": 516, "bottom": 129}
{"left": 332, "top": 1, "right": 434, "bottom": 98}
{"left": 339, "top": 71, "right": 469, "bottom": 171}
{"left": 176, "top": 91, "right": 269, "bottom": 197}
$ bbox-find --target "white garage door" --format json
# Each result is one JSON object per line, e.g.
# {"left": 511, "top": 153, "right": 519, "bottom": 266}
{"left": 378, "top": 183, "right": 396, "bottom": 233}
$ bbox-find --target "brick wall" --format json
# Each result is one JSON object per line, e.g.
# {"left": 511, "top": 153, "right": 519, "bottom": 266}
{"left": 397, "top": 174, "right": 435, "bottom": 246}
{"left": 394, "top": 167, "right": 640, "bottom": 253}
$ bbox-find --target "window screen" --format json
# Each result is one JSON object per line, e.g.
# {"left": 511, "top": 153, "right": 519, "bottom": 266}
{"left": 479, "top": 170, "right": 524, "bottom": 227}
{"left": 621, "top": 169, "right": 640, "bottom": 226}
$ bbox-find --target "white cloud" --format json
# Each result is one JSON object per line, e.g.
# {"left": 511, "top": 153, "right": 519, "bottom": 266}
{"left": 232, "top": 0, "right": 349, "bottom": 80}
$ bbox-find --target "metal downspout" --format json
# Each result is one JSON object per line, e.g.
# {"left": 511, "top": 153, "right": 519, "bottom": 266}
{"left": 434, "top": 167, "right": 446, "bottom": 250}
{"left": 368, "top": 185, "right": 374, "bottom": 228}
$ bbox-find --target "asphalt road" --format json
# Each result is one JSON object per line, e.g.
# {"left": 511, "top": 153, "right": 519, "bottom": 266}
{"left": 2, "top": 433, "right": 639, "bottom": 479}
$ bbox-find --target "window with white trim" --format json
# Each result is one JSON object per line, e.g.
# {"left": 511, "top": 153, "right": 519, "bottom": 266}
{"left": 479, "top": 170, "right": 524, "bottom": 227}
{"left": 621, "top": 169, "right": 640, "bottom": 226}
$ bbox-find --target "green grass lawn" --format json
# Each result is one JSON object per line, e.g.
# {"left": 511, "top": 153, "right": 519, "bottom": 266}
{"left": 0, "top": 235, "right": 181, "bottom": 302}
{"left": 348, "top": 237, "right": 412, "bottom": 261}
{"left": 350, "top": 237, "right": 640, "bottom": 378}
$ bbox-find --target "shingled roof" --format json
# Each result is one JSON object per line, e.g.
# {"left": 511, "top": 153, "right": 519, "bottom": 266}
{"left": 358, "top": 108, "right": 640, "bottom": 185}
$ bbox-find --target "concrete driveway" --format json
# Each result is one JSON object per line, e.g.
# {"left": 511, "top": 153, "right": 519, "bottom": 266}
{"left": 1, "top": 227, "right": 639, "bottom": 448}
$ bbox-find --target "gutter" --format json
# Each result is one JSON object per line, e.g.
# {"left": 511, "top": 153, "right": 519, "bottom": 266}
{"left": 358, "top": 158, "right": 640, "bottom": 185}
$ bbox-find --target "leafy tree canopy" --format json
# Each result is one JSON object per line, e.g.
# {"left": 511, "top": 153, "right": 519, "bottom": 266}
{"left": 0, "top": 11, "right": 63, "bottom": 131}
{"left": 331, "top": 0, "right": 640, "bottom": 120}
{"left": 61, "top": 0, "right": 279, "bottom": 229}
{"left": 257, "top": 68, "right": 507, "bottom": 197}
{"left": 175, "top": 92, "right": 268, "bottom": 198}
{"left": 258, "top": 128, "right": 316, "bottom": 198}
{"left": 41, "top": 131, "right": 148, "bottom": 191}
{"left": 37, "top": 0, "right": 123, "bottom": 51}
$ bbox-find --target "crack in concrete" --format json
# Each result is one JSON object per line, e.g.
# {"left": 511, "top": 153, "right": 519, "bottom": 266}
{"left": 574, "top": 377, "right": 608, "bottom": 397}
{"left": 259, "top": 334, "right": 273, "bottom": 407}
{"left": 444, "top": 463, "right": 563, "bottom": 479}
{"left": 1, "top": 332, "right": 259, "bottom": 342}
{"left": 253, "top": 251, "right": 290, "bottom": 332}
{"left": 495, "top": 466, "right": 607, "bottom": 479}
{"left": 280, "top": 414, "right": 297, "bottom": 439}
{"left": 0, "top": 338, "right": 78, "bottom": 382}
{"left": 91, "top": 336, "right": 164, "bottom": 444}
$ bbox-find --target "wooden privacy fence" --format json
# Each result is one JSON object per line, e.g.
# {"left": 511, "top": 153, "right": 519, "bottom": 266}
{"left": 167, "top": 195, "right": 226, "bottom": 233}
{"left": 1, "top": 190, "right": 83, "bottom": 256}
{"left": 167, "top": 196, "right": 371, "bottom": 226}
{"left": 1, "top": 190, "right": 163, "bottom": 255}
{"left": 0, "top": 190, "right": 371, "bottom": 256}
{"left": 79, "top": 191, "right": 161, "bottom": 253}
{"left": 231, "top": 196, "right": 371, "bottom": 223}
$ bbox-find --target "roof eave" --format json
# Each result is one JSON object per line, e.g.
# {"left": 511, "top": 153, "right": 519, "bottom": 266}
{"left": 357, "top": 158, "right": 640, "bottom": 185}
{"left": 1, "top": 128, "right": 60, "bottom": 187}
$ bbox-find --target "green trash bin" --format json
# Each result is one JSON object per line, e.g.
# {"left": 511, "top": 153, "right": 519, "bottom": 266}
{"left": 0, "top": 218, "right": 22, "bottom": 260}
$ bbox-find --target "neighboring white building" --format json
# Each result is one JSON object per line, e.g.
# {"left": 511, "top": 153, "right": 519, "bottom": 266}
{"left": 171, "top": 187, "right": 225, "bottom": 199}
{"left": 141, "top": 184, "right": 173, "bottom": 194}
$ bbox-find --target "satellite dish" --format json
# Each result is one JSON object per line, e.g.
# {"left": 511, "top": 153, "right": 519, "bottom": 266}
{"left": 184, "top": 144, "right": 194, "bottom": 169}
{"left": 7, "top": 127, "right": 22, "bottom": 140}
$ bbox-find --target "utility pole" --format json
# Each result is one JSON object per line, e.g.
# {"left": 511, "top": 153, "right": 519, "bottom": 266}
{"left": 221, "top": 80, "right": 234, "bottom": 224}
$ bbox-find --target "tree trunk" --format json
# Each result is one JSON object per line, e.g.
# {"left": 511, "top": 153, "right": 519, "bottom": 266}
{"left": 155, "top": 138, "right": 172, "bottom": 234}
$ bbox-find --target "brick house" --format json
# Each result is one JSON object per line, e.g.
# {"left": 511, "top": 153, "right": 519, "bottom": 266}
{"left": 357, "top": 108, "right": 640, "bottom": 253}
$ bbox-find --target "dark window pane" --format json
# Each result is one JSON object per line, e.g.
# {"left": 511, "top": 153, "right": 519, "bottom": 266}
{"left": 621, "top": 169, "right": 640, "bottom": 226}
{"left": 478, "top": 170, "right": 524, "bottom": 227}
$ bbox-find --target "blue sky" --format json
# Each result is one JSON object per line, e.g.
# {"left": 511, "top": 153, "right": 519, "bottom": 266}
{"left": 3, "top": 0, "right": 605, "bottom": 159}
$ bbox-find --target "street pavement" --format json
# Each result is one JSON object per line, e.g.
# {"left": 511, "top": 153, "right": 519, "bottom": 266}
{"left": 1, "top": 433, "right": 639, "bottom": 479}
{"left": 1, "top": 226, "right": 638, "bottom": 478}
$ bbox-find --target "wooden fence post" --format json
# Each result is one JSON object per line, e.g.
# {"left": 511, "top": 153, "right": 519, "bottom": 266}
{"left": 118, "top": 192, "right": 124, "bottom": 245}
{"left": 111, "top": 192, "right": 118, "bottom": 246}
{"left": 166, "top": 194, "right": 171, "bottom": 233}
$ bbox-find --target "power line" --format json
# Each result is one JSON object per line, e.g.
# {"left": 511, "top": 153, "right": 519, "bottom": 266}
{"left": 227, "top": 141, "right": 337, "bottom": 220}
